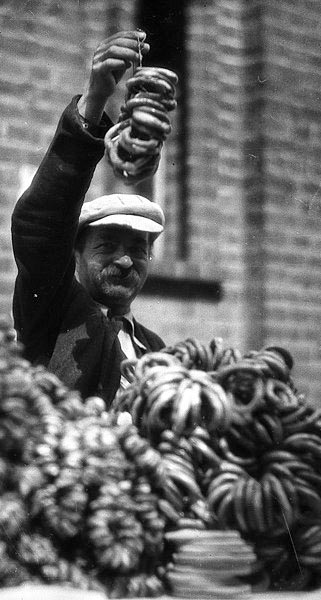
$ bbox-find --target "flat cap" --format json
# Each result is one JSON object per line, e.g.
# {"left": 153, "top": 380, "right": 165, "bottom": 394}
{"left": 79, "top": 194, "right": 165, "bottom": 238}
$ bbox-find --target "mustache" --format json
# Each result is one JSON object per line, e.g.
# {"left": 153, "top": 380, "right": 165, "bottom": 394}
{"left": 104, "top": 265, "right": 139, "bottom": 281}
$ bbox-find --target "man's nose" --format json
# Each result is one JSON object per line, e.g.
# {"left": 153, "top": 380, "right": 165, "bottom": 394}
{"left": 114, "top": 254, "right": 133, "bottom": 269}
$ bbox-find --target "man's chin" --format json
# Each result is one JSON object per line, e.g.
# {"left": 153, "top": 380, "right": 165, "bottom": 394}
{"left": 98, "top": 284, "right": 136, "bottom": 308}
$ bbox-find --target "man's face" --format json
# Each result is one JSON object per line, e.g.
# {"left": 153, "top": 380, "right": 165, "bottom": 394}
{"left": 75, "top": 225, "right": 152, "bottom": 314}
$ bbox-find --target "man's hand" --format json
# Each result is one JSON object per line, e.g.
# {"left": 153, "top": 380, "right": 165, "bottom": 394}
{"left": 78, "top": 30, "right": 150, "bottom": 125}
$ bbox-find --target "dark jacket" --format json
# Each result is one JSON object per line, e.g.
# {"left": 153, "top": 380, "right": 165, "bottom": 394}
{"left": 11, "top": 96, "right": 165, "bottom": 408}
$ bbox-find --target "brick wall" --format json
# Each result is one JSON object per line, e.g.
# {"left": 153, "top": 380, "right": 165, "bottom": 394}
{"left": 262, "top": 1, "right": 321, "bottom": 403}
{"left": 1, "top": 0, "right": 321, "bottom": 404}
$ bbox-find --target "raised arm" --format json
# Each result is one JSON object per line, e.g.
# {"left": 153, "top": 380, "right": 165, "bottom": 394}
{"left": 11, "top": 30, "right": 149, "bottom": 360}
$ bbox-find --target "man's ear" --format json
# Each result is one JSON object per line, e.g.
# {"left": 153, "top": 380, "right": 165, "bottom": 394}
{"left": 74, "top": 249, "right": 81, "bottom": 282}
{"left": 148, "top": 235, "right": 154, "bottom": 259}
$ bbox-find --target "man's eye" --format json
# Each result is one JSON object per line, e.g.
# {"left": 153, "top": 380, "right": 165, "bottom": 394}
{"left": 131, "top": 245, "right": 148, "bottom": 257}
{"left": 102, "top": 242, "right": 118, "bottom": 252}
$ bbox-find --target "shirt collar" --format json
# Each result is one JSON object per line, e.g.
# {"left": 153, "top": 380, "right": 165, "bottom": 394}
{"left": 120, "top": 312, "right": 135, "bottom": 337}
{"left": 98, "top": 303, "right": 135, "bottom": 336}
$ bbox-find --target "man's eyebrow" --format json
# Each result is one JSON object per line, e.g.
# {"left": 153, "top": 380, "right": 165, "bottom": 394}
{"left": 98, "top": 232, "right": 147, "bottom": 243}
{"left": 132, "top": 235, "right": 148, "bottom": 243}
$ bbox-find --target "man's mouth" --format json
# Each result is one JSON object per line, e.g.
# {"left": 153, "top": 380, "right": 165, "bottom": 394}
{"left": 106, "top": 268, "right": 137, "bottom": 285}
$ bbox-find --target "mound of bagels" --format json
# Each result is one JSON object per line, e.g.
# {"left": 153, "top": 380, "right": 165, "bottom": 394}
{"left": 0, "top": 316, "right": 321, "bottom": 597}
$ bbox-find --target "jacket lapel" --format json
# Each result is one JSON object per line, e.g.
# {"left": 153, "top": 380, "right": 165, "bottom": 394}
{"left": 48, "top": 286, "right": 120, "bottom": 400}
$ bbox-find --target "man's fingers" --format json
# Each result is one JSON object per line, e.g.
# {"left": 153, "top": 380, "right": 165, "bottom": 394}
{"left": 93, "top": 44, "right": 150, "bottom": 83}
{"left": 94, "top": 45, "right": 148, "bottom": 64}
{"left": 95, "top": 42, "right": 150, "bottom": 64}
{"left": 92, "top": 30, "right": 150, "bottom": 81}
{"left": 96, "top": 33, "right": 149, "bottom": 57}
{"left": 82, "top": 30, "right": 150, "bottom": 120}
{"left": 92, "top": 58, "right": 129, "bottom": 82}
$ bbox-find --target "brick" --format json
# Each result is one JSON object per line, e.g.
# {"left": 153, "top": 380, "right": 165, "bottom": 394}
{"left": 6, "top": 122, "right": 42, "bottom": 145}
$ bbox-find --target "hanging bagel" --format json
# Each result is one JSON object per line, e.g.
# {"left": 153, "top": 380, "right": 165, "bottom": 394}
{"left": 105, "top": 66, "right": 178, "bottom": 184}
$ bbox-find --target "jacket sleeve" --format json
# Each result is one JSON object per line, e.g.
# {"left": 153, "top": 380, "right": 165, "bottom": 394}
{"left": 11, "top": 95, "right": 113, "bottom": 362}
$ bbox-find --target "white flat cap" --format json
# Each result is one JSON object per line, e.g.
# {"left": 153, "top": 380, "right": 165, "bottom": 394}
{"left": 79, "top": 194, "right": 165, "bottom": 238}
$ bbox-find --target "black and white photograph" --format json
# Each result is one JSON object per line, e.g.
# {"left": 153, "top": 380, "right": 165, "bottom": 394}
{"left": 0, "top": 1, "right": 321, "bottom": 599}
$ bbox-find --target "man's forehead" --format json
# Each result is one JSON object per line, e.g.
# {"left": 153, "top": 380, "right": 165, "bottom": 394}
{"left": 90, "top": 225, "right": 149, "bottom": 242}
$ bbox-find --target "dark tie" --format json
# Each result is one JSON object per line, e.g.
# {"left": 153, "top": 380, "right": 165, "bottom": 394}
{"left": 108, "top": 313, "right": 145, "bottom": 359}
{"left": 108, "top": 313, "right": 124, "bottom": 333}
{"left": 107, "top": 313, "right": 127, "bottom": 363}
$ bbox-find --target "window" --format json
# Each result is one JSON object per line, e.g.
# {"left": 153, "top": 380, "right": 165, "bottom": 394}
{"left": 136, "top": 0, "right": 189, "bottom": 260}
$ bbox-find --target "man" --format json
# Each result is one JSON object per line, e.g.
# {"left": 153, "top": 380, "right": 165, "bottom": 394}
{"left": 11, "top": 31, "right": 165, "bottom": 408}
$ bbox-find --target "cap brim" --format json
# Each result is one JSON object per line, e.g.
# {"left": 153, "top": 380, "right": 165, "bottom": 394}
{"left": 87, "top": 213, "right": 164, "bottom": 234}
